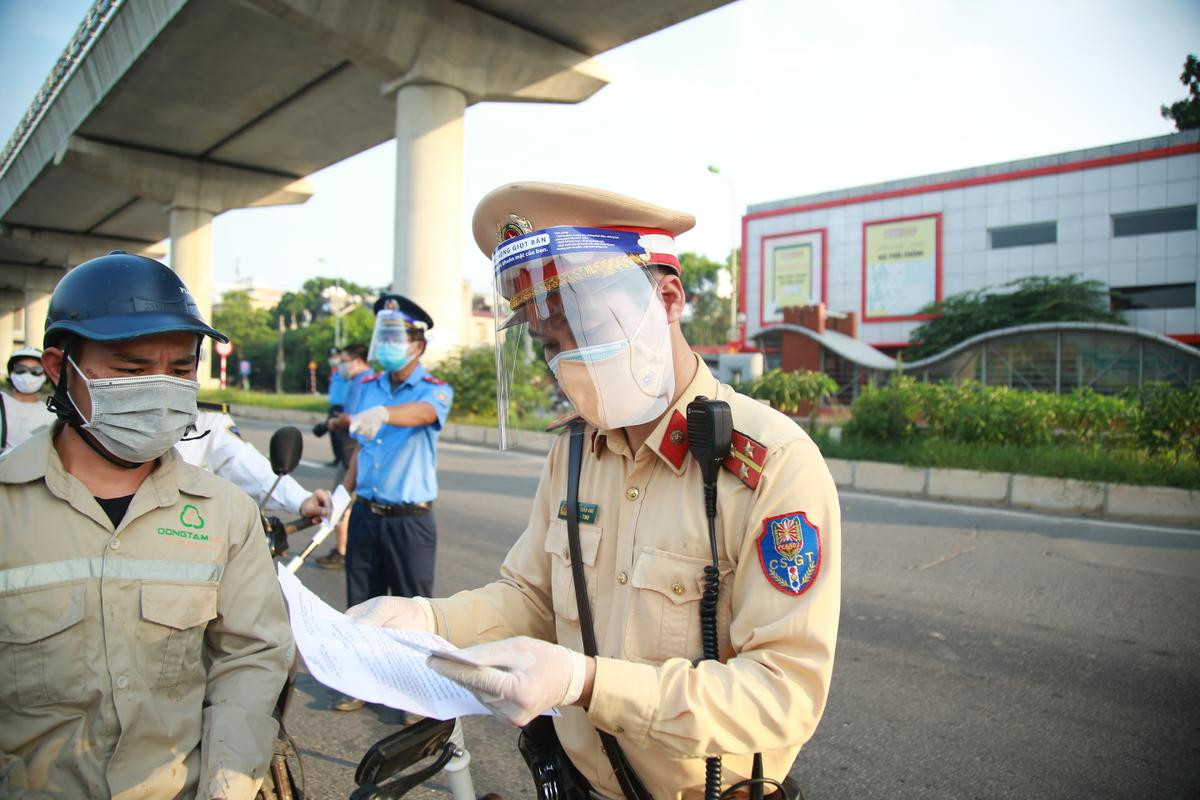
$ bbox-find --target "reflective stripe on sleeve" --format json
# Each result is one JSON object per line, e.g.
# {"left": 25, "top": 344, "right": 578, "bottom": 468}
{"left": 0, "top": 558, "right": 224, "bottom": 593}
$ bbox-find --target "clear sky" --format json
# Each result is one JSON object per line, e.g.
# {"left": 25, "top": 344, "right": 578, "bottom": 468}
{"left": 2, "top": 0, "right": 1198, "bottom": 295}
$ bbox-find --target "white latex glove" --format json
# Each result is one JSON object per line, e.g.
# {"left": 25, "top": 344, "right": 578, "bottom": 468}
{"left": 299, "top": 489, "right": 332, "bottom": 525}
{"left": 346, "top": 595, "right": 436, "bottom": 633}
{"left": 349, "top": 405, "right": 389, "bottom": 439}
{"left": 426, "top": 636, "right": 588, "bottom": 727}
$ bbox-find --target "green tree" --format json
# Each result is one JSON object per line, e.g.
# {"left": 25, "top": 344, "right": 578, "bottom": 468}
{"left": 276, "top": 277, "right": 376, "bottom": 322}
{"left": 678, "top": 250, "right": 733, "bottom": 345}
{"left": 905, "top": 275, "right": 1126, "bottom": 360}
{"left": 1161, "top": 54, "right": 1200, "bottom": 131}
{"left": 211, "top": 290, "right": 275, "bottom": 387}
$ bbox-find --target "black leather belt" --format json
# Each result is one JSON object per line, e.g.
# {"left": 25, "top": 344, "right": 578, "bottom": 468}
{"left": 358, "top": 498, "right": 432, "bottom": 517}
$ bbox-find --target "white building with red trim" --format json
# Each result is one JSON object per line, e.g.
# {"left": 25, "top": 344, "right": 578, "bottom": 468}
{"left": 740, "top": 130, "right": 1200, "bottom": 362}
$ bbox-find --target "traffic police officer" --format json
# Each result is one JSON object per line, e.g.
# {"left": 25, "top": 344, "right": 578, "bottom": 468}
{"left": 350, "top": 183, "right": 841, "bottom": 799}
{"left": 1, "top": 346, "right": 55, "bottom": 454}
{"left": 334, "top": 294, "right": 453, "bottom": 711}
{"left": 0, "top": 252, "right": 292, "bottom": 799}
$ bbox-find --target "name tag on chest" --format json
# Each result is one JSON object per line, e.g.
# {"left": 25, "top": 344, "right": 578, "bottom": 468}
{"left": 556, "top": 501, "right": 599, "bottom": 524}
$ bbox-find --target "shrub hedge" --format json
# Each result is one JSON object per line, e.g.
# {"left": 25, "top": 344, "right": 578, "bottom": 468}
{"left": 844, "top": 377, "right": 1199, "bottom": 464}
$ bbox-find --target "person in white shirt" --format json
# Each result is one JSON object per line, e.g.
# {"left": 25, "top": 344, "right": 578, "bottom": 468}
{"left": 175, "top": 401, "right": 332, "bottom": 523}
{"left": 0, "top": 347, "right": 56, "bottom": 455}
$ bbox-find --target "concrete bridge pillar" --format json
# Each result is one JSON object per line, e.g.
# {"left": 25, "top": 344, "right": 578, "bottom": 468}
{"left": 0, "top": 310, "right": 13, "bottom": 373}
{"left": 24, "top": 291, "right": 51, "bottom": 350}
{"left": 169, "top": 205, "right": 217, "bottom": 377}
{"left": 393, "top": 84, "right": 466, "bottom": 363}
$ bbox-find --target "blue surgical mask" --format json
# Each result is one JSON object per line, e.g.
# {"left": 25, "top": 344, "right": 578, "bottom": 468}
{"left": 375, "top": 343, "right": 413, "bottom": 372}
{"left": 547, "top": 340, "right": 629, "bottom": 378}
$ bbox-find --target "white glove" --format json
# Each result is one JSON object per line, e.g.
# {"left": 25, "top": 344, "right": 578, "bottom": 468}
{"left": 346, "top": 595, "right": 436, "bottom": 633}
{"left": 426, "top": 636, "right": 588, "bottom": 727}
{"left": 349, "top": 405, "right": 389, "bottom": 439}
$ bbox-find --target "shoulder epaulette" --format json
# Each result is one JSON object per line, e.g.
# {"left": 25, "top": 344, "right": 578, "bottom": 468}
{"left": 196, "top": 400, "right": 230, "bottom": 413}
{"left": 360, "top": 371, "right": 382, "bottom": 383}
{"left": 723, "top": 429, "right": 768, "bottom": 489}
{"left": 545, "top": 411, "right": 583, "bottom": 433}
{"left": 423, "top": 375, "right": 448, "bottom": 386}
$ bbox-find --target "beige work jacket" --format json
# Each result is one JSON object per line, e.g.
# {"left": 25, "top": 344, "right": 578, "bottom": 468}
{"left": 0, "top": 427, "right": 292, "bottom": 800}
{"left": 432, "top": 355, "right": 841, "bottom": 799}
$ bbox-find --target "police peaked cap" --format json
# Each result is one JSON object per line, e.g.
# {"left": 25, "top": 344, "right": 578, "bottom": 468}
{"left": 372, "top": 293, "right": 434, "bottom": 330}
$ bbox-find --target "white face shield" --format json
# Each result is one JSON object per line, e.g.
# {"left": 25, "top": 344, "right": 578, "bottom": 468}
{"left": 368, "top": 309, "right": 420, "bottom": 373}
{"left": 493, "top": 226, "right": 676, "bottom": 449}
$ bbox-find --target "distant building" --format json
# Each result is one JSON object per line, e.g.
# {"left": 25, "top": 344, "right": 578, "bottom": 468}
{"left": 734, "top": 130, "right": 1200, "bottom": 394}
{"left": 214, "top": 276, "right": 287, "bottom": 311}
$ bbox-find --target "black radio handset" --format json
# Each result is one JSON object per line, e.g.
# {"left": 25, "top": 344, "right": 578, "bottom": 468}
{"left": 687, "top": 396, "right": 732, "bottom": 800}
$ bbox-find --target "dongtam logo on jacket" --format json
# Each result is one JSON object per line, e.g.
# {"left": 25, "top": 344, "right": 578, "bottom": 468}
{"left": 157, "top": 504, "right": 218, "bottom": 543}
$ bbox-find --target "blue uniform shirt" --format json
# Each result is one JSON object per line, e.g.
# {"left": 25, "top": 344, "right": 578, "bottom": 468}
{"left": 343, "top": 370, "right": 376, "bottom": 416}
{"left": 328, "top": 370, "right": 350, "bottom": 406}
{"left": 352, "top": 364, "right": 453, "bottom": 504}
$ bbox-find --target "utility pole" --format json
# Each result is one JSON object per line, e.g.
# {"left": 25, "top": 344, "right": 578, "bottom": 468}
{"left": 275, "top": 313, "right": 285, "bottom": 393}
{"left": 707, "top": 165, "right": 740, "bottom": 346}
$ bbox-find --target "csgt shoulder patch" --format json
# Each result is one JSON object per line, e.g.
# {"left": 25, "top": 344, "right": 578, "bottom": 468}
{"left": 756, "top": 511, "right": 821, "bottom": 596}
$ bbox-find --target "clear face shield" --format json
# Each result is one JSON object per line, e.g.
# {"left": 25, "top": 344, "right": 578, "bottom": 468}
{"left": 368, "top": 309, "right": 419, "bottom": 373}
{"left": 493, "top": 226, "right": 675, "bottom": 449}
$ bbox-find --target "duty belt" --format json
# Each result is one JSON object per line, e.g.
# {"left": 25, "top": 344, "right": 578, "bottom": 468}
{"left": 359, "top": 498, "right": 433, "bottom": 517}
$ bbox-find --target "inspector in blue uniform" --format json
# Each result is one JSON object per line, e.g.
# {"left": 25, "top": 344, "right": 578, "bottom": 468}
{"left": 344, "top": 294, "right": 453, "bottom": 607}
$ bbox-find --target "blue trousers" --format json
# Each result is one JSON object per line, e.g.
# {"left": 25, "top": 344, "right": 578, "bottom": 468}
{"left": 345, "top": 499, "right": 437, "bottom": 607}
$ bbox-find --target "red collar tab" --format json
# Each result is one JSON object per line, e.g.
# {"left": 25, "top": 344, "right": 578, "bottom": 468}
{"left": 657, "top": 409, "right": 689, "bottom": 470}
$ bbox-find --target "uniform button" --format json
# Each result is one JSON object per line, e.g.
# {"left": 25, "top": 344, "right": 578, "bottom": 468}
{"left": 562, "top": 547, "right": 570, "bottom": 561}
{"left": 109, "top": 539, "right": 121, "bottom": 550}
{"left": 671, "top": 583, "right": 685, "bottom": 595}
{"left": 116, "top": 675, "right": 128, "bottom": 689}
{"left": 669, "top": 430, "right": 684, "bottom": 445}
{"left": 617, "top": 572, "right": 628, "bottom": 585}
{"left": 625, "top": 487, "right": 639, "bottom": 501}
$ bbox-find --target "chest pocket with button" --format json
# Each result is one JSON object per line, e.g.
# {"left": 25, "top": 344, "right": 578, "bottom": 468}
{"left": 543, "top": 520, "right": 602, "bottom": 625}
{"left": 138, "top": 582, "right": 218, "bottom": 689}
{"left": 624, "top": 548, "right": 733, "bottom": 665}
{"left": 0, "top": 582, "right": 88, "bottom": 708}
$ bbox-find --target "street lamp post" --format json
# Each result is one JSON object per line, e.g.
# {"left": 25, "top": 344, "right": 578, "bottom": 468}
{"left": 707, "top": 165, "right": 739, "bottom": 346}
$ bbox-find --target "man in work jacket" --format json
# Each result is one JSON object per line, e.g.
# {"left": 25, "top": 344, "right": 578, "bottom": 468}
{"left": 0, "top": 251, "right": 292, "bottom": 800}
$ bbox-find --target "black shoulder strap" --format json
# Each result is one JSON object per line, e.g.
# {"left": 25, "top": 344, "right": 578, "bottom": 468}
{"left": 1, "top": 393, "right": 8, "bottom": 451}
{"left": 565, "top": 421, "right": 652, "bottom": 800}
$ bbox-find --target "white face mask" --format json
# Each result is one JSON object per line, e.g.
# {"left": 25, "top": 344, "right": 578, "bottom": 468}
{"left": 10, "top": 372, "right": 46, "bottom": 394}
{"left": 547, "top": 299, "right": 673, "bottom": 430}
{"left": 67, "top": 357, "right": 200, "bottom": 463}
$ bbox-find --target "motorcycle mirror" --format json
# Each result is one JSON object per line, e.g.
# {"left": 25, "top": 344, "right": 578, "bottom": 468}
{"left": 269, "top": 426, "right": 304, "bottom": 476}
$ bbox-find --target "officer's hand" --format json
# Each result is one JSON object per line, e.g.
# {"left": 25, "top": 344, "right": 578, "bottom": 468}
{"left": 349, "top": 405, "right": 389, "bottom": 439}
{"left": 328, "top": 412, "right": 352, "bottom": 431}
{"left": 346, "top": 596, "right": 435, "bottom": 633}
{"left": 427, "top": 636, "right": 587, "bottom": 727}
{"left": 299, "top": 489, "right": 332, "bottom": 525}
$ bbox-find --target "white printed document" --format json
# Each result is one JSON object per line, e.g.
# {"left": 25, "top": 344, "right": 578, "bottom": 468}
{"left": 276, "top": 565, "right": 491, "bottom": 719}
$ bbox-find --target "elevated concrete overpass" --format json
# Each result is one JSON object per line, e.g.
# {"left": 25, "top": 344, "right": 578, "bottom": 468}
{"left": 0, "top": 0, "right": 732, "bottom": 370}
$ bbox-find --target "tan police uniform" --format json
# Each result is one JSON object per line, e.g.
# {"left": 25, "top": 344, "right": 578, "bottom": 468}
{"left": 430, "top": 353, "right": 841, "bottom": 799}
{"left": 0, "top": 426, "right": 292, "bottom": 800}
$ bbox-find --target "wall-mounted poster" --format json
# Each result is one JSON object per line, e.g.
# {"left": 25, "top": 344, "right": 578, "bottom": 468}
{"left": 862, "top": 214, "right": 941, "bottom": 321}
{"left": 761, "top": 229, "right": 826, "bottom": 325}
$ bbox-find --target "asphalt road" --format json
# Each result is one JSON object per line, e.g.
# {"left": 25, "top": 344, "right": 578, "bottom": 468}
{"left": 237, "top": 418, "right": 1200, "bottom": 800}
